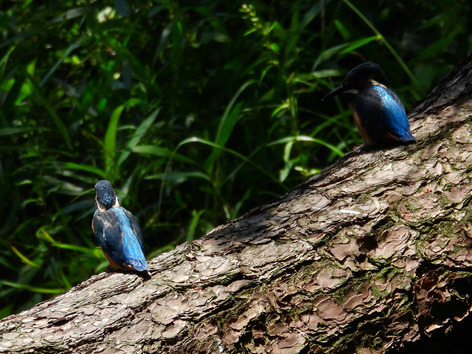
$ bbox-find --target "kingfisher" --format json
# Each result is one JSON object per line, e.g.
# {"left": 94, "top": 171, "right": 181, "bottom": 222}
{"left": 323, "top": 62, "right": 415, "bottom": 146}
{"left": 92, "top": 180, "right": 150, "bottom": 275}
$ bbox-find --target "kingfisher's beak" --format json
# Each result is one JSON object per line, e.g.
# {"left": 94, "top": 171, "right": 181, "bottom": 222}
{"left": 322, "top": 84, "right": 345, "bottom": 101}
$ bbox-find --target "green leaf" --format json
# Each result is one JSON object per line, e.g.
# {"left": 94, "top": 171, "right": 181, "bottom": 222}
{"left": 339, "top": 36, "right": 378, "bottom": 55}
{"left": 0, "top": 127, "right": 49, "bottom": 136}
{"left": 104, "top": 105, "right": 125, "bottom": 176}
{"left": 117, "top": 107, "right": 161, "bottom": 168}
{"left": 186, "top": 210, "right": 205, "bottom": 241}
{"left": 9, "top": 244, "right": 40, "bottom": 268}
{"left": 268, "top": 135, "right": 344, "bottom": 157}
{"left": 334, "top": 19, "right": 351, "bottom": 40}
{"left": 146, "top": 171, "right": 211, "bottom": 182}
{"left": 40, "top": 39, "right": 84, "bottom": 87}
{"left": 178, "top": 136, "right": 286, "bottom": 188}
{"left": 22, "top": 69, "right": 72, "bottom": 149}
{"left": 131, "top": 145, "right": 196, "bottom": 164}
{"left": 0, "top": 280, "right": 64, "bottom": 294}
{"left": 60, "top": 163, "right": 106, "bottom": 178}
{"left": 313, "top": 36, "right": 377, "bottom": 69}
{"left": 205, "top": 81, "right": 254, "bottom": 171}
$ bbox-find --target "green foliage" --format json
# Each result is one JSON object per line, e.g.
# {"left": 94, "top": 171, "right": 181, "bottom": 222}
{"left": 0, "top": 0, "right": 470, "bottom": 317}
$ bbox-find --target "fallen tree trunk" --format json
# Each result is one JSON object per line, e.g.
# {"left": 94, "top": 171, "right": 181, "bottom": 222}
{"left": 2, "top": 56, "right": 472, "bottom": 353}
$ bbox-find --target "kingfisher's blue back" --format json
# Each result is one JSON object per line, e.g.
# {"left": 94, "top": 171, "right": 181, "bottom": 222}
{"left": 93, "top": 207, "right": 149, "bottom": 272}
{"left": 323, "top": 62, "right": 415, "bottom": 146}
{"left": 92, "top": 179, "right": 149, "bottom": 274}
{"left": 351, "top": 85, "right": 415, "bottom": 145}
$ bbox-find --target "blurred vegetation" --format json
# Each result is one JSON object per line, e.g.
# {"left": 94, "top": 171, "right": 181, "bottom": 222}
{"left": 0, "top": 0, "right": 470, "bottom": 318}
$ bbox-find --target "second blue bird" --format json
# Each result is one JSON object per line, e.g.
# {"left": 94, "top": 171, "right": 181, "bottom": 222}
{"left": 323, "top": 62, "right": 415, "bottom": 146}
{"left": 92, "top": 180, "right": 150, "bottom": 275}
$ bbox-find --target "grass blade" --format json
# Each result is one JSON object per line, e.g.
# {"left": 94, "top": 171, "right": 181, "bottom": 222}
{"left": 117, "top": 107, "right": 161, "bottom": 168}
{"left": 104, "top": 105, "right": 125, "bottom": 176}
{"left": 0, "top": 280, "right": 64, "bottom": 294}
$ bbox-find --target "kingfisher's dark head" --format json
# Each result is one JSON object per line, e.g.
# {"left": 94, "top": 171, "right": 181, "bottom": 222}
{"left": 322, "top": 62, "right": 388, "bottom": 101}
{"left": 95, "top": 180, "right": 119, "bottom": 211}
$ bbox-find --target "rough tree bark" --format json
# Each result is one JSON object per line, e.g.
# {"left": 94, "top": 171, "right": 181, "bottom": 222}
{"left": 3, "top": 55, "right": 472, "bottom": 353}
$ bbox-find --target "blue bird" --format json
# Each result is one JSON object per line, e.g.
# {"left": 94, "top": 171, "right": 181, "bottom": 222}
{"left": 92, "top": 180, "right": 150, "bottom": 275}
{"left": 323, "top": 62, "right": 415, "bottom": 146}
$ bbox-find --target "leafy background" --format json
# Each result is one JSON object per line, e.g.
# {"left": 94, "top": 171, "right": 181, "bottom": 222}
{"left": 0, "top": 0, "right": 470, "bottom": 318}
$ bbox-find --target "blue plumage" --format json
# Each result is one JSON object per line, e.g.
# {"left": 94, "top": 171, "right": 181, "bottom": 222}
{"left": 92, "top": 180, "right": 150, "bottom": 274}
{"left": 323, "top": 62, "right": 415, "bottom": 146}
